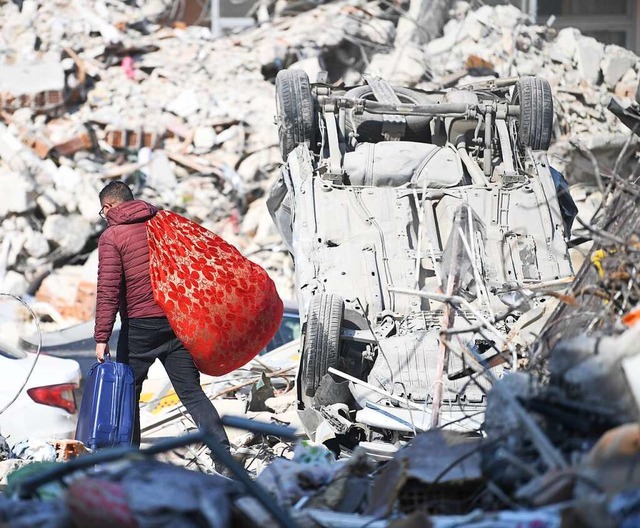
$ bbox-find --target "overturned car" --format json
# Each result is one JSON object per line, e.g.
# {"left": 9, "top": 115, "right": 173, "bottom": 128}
{"left": 268, "top": 71, "right": 575, "bottom": 450}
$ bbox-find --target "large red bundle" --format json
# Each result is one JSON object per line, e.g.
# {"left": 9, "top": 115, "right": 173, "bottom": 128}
{"left": 146, "top": 211, "right": 283, "bottom": 376}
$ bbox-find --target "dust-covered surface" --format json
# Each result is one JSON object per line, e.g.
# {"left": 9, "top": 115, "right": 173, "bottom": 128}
{"left": 2, "top": 0, "right": 640, "bottom": 526}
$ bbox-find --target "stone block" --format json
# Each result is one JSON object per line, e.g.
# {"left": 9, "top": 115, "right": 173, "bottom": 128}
{"left": 601, "top": 45, "right": 638, "bottom": 89}
{"left": 193, "top": 126, "right": 217, "bottom": 150}
{"left": 550, "top": 28, "right": 580, "bottom": 64}
{"left": 24, "top": 231, "right": 50, "bottom": 258}
{"left": 167, "top": 89, "right": 201, "bottom": 118}
{"left": 574, "top": 35, "right": 604, "bottom": 85}
{"left": 0, "top": 172, "right": 35, "bottom": 216}
{"left": 1, "top": 270, "right": 29, "bottom": 296}
{"left": 42, "top": 215, "right": 91, "bottom": 255}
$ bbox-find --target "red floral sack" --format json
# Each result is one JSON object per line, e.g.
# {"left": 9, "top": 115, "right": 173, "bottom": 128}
{"left": 146, "top": 211, "right": 283, "bottom": 376}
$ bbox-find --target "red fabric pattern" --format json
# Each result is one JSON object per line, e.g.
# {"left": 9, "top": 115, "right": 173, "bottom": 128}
{"left": 146, "top": 211, "right": 283, "bottom": 376}
{"left": 67, "top": 479, "right": 138, "bottom": 528}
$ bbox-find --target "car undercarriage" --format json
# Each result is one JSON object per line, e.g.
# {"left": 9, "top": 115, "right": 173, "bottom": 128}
{"left": 268, "top": 71, "right": 575, "bottom": 452}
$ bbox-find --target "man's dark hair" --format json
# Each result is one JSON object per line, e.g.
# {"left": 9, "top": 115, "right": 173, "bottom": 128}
{"left": 99, "top": 181, "right": 134, "bottom": 205}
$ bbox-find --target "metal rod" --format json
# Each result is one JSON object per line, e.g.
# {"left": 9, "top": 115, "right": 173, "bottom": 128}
{"left": 497, "top": 277, "right": 574, "bottom": 292}
{"left": 484, "top": 107, "right": 493, "bottom": 177}
{"left": 361, "top": 100, "right": 470, "bottom": 115}
{"left": 328, "top": 99, "right": 520, "bottom": 117}
{"left": 221, "top": 416, "right": 298, "bottom": 439}
{"left": 328, "top": 367, "right": 428, "bottom": 412}
{"left": 431, "top": 218, "right": 461, "bottom": 427}
{"left": 457, "top": 140, "right": 489, "bottom": 186}
{"left": 210, "top": 0, "right": 221, "bottom": 37}
{"left": 423, "top": 198, "right": 443, "bottom": 286}
{"left": 16, "top": 419, "right": 302, "bottom": 527}
{"left": 442, "top": 339, "right": 568, "bottom": 470}
{"left": 202, "top": 435, "right": 297, "bottom": 528}
{"left": 365, "top": 401, "right": 426, "bottom": 433}
{"left": 388, "top": 286, "right": 511, "bottom": 349}
{"left": 412, "top": 189, "right": 424, "bottom": 290}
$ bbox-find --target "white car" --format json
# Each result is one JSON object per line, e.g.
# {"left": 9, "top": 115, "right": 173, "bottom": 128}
{"left": 0, "top": 340, "right": 81, "bottom": 446}
{"left": 270, "top": 72, "right": 575, "bottom": 440}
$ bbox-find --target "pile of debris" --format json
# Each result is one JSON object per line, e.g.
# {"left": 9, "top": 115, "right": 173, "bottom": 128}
{"left": 409, "top": 2, "right": 640, "bottom": 184}
{"left": 139, "top": 342, "right": 301, "bottom": 477}
{"left": 0, "top": 0, "right": 638, "bottom": 330}
{"left": 2, "top": 0, "right": 640, "bottom": 523}
{"left": 0, "top": 0, "right": 295, "bottom": 326}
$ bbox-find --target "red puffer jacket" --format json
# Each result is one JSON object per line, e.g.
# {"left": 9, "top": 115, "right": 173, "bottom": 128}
{"left": 94, "top": 200, "right": 166, "bottom": 343}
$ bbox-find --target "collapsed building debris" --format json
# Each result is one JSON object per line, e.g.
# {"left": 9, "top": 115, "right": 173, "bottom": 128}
{"left": 2, "top": 0, "right": 640, "bottom": 526}
{"left": 0, "top": 0, "right": 637, "bottom": 332}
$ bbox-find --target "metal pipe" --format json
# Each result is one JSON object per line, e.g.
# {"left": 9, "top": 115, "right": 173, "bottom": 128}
{"left": 221, "top": 416, "right": 297, "bottom": 439}
{"left": 16, "top": 426, "right": 301, "bottom": 528}
{"left": 457, "top": 140, "right": 489, "bottom": 186}
{"left": 431, "top": 229, "right": 460, "bottom": 428}
{"left": 362, "top": 101, "right": 470, "bottom": 115}
{"left": 324, "top": 98, "right": 520, "bottom": 118}
{"left": 388, "top": 286, "right": 511, "bottom": 349}
{"left": 484, "top": 107, "right": 493, "bottom": 178}
{"left": 210, "top": 0, "right": 221, "bottom": 37}
{"left": 495, "top": 119, "right": 515, "bottom": 174}
{"left": 364, "top": 401, "right": 427, "bottom": 433}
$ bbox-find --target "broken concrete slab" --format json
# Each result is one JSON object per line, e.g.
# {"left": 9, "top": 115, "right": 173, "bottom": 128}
{"left": 23, "top": 231, "right": 50, "bottom": 259}
{"left": 265, "top": 392, "right": 296, "bottom": 414}
{"left": 166, "top": 90, "right": 202, "bottom": 118}
{"left": 139, "top": 149, "right": 177, "bottom": 192}
{"left": 367, "top": 430, "right": 483, "bottom": 517}
{"left": 0, "top": 61, "right": 65, "bottom": 96}
{"left": 36, "top": 264, "right": 96, "bottom": 321}
{"left": 0, "top": 173, "right": 35, "bottom": 217}
{"left": 42, "top": 215, "right": 91, "bottom": 256}
{"left": 366, "top": 42, "right": 426, "bottom": 85}
{"left": 602, "top": 45, "right": 638, "bottom": 90}
{"left": 574, "top": 35, "right": 604, "bottom": 85}
{"left": 193, "top": 126, "right": 217, "bottom": 151}
{"left": 549, "top": 27, "right": 580, "bottom": 64}
{"left": 0, "top": 271, "right": 29, "bottom": 296}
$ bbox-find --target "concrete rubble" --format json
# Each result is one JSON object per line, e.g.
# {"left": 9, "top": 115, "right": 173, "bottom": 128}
{"left": 2, "top": 0, "right": 640, "bottom": 526}
{"left": 0, "top": 0, "right": 635, "bottom": 328}
{"left": 0, "top": 0, "right": 636, "bottom": 331}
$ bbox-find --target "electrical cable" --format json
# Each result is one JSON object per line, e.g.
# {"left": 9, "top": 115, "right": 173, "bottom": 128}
{"left": 0, "top": 294, "right": 43, "bottom": 416}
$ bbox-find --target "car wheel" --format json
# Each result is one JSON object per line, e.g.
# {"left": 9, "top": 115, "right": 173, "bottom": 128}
{"left": 513, "top": 76, "right": 553, "bottom": 151}
{"left": 275, "top": 69, "right": 316, "bottom": 160}
{"left": 344, "top": 86, "right": 433, "bottom": 143}
{"left": 301, "top": 293, "right": 343, "bottom": 397}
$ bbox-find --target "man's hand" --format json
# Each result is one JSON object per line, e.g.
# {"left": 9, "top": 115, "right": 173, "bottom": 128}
{"left": 95, "top": 343, "right": 110, "bottom": 363}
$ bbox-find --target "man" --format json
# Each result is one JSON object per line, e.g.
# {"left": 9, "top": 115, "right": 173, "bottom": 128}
{"left": 94, "top": 181, "right": 231, "bottom": 463}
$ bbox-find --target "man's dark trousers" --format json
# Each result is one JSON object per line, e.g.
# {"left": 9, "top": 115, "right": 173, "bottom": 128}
{"left": 116, "top": 317, "right": 229, "bottom": 448}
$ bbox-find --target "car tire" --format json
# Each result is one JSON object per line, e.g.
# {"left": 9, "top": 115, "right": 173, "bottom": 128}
{"left": 344, "top": 86, "right": 433, "bottom": 143}
{"left": 302, "top": 293, "right": 343, "bottom": 397}
{"left": 513, "top": 76, "right": 553, "bottom": 151}
{"left": 275, "top": 69, "right": 316, "bottom": 160}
